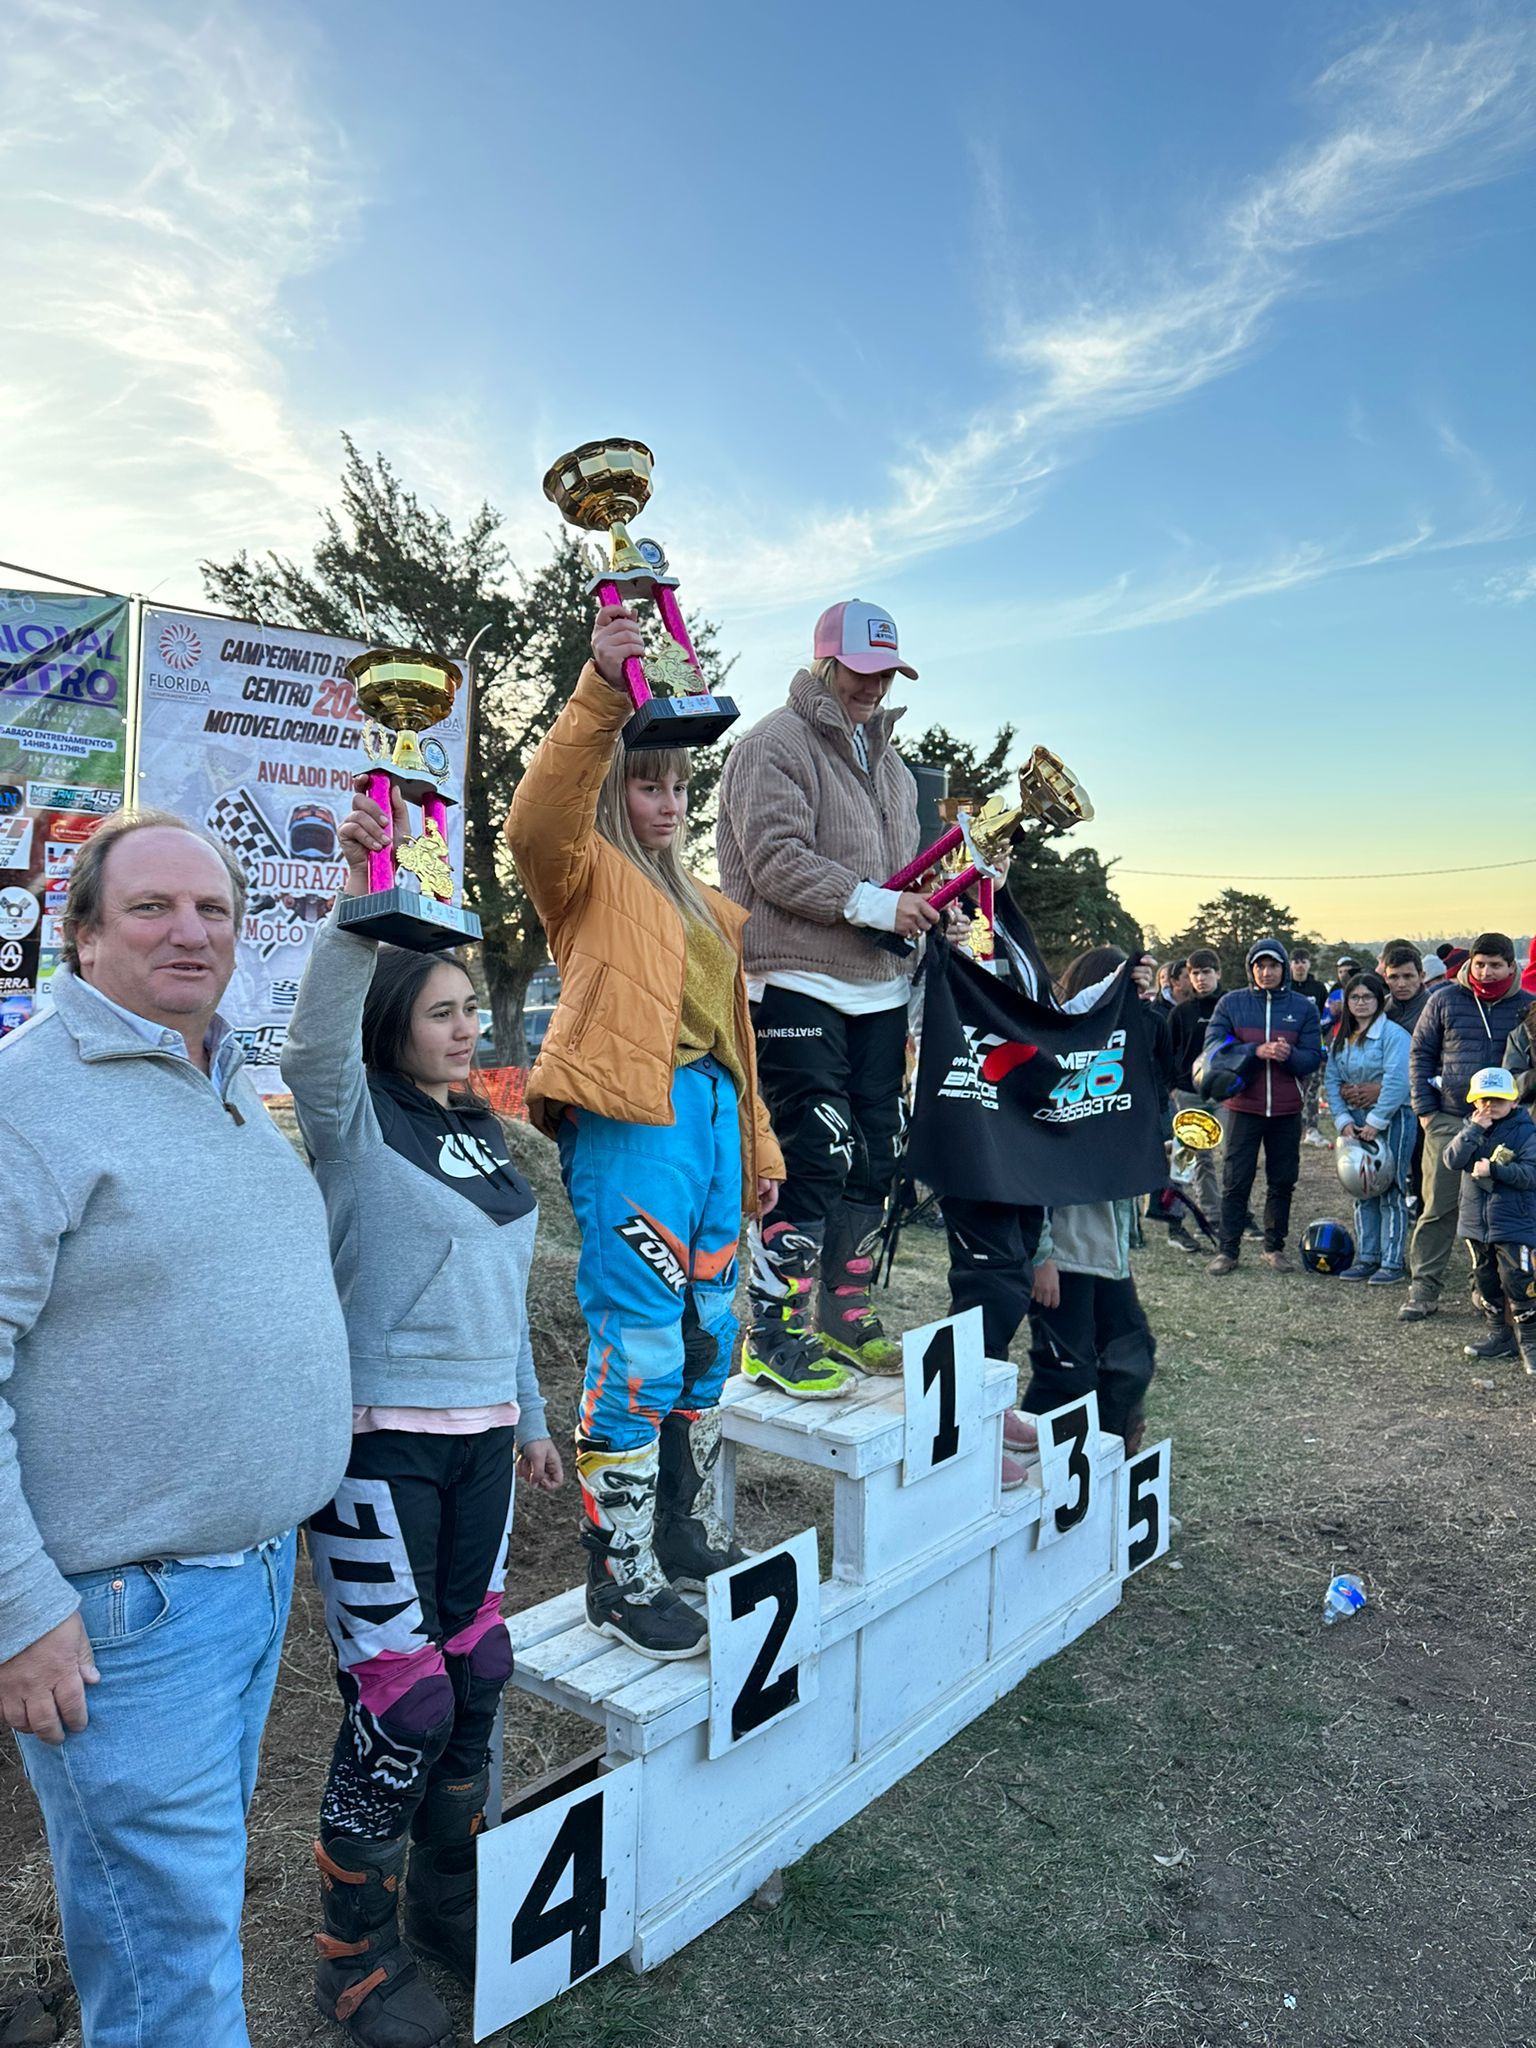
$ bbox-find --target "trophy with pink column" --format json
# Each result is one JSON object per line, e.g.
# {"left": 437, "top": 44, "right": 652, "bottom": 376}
{"left": 542, "top": 438, "right": 739, "bottom": 749}
{"left": 335, "top": 647, "right": 482, "bottom": 951}
{"left": 875, "top": 747, "right": 1095, "bottom": 956}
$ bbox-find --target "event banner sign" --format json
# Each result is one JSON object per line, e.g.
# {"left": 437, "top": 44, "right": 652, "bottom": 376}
{"left": 0, "top": 589, "right": 131, "bottom": 1038}
{"left": 136, "top": 607, "right": 471, "bottom": 1088}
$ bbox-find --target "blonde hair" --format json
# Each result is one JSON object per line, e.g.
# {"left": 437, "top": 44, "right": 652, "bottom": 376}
{"left": 594, "top": 743, "right": 722, "bottom": 934}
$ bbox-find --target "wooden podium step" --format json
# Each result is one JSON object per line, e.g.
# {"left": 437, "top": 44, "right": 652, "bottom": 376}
{"left": 474, "top": 1309, "right": 1172, "bottom": 2039}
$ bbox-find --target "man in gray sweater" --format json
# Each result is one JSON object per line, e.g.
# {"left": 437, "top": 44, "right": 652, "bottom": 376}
{"left": 0, "top": 809, "right": 352, "bottom": 2048}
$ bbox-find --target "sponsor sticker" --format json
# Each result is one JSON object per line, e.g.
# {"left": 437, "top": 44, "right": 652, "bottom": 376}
{"left": 0, "top": 817, "right": 34, "bottom": 869}
{"left": 0, "top": 886, "right": 41, "bottom": 939}
{"left": 27, "top": 783, "right": 121, "bottom": 817}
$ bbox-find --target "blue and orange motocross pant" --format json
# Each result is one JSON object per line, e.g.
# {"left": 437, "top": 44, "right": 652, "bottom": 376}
{"left": 558, "top": 1055, "right": 743, "bottom": 1452}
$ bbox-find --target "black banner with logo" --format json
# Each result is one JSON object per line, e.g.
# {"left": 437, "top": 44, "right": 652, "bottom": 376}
{"left": 908, "top": 942, "right": 1167, "bottom": 1206}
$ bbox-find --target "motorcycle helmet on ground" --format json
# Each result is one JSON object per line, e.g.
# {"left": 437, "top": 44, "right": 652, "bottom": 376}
{"left": 1301, "top": 1220, "right": 1356, "bottom": 1274}
{"left": 1335, "top": 1133, "right": 1395, "bottom": 1200}
{"left": 1194, "top": 1036, "right": 1250, "bottom": 1104}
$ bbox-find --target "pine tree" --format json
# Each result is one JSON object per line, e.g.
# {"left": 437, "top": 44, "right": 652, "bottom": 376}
{"left": 1169, "top": 889, "right": 1301, "bottom": 972}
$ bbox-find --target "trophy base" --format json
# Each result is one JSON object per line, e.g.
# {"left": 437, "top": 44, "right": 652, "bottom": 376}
{"left": 337, "top": 888, "right": 482, "bottom": 952}
{"left": 623, "top": 694, "right": 740, "bottom": 750}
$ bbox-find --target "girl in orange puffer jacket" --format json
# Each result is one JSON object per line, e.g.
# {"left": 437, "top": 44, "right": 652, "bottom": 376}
{"left": 506, "top": 604, "right": 792, "bottom": 1661}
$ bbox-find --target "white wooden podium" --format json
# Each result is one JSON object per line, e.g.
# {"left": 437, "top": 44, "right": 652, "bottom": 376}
{"left": 473, "top": 1310, "right": 1171, "bottom": 2039}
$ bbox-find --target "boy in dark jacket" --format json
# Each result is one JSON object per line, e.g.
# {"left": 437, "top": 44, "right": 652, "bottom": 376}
{"left": 1202, "top": 938, "right": 1323, "bottom": 1275}
{"left": 1168, "top": 949, "right": 1224, "bottom": 1246}
{"left": 1401, "top": 933, "right": 1530, "bottom": 1322}
{"left": 1443, "top": 1068, "right": 1536, "bottom": 1371}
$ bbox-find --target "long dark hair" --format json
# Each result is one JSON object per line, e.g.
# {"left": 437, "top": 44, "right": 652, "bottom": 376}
{"left": 1334, "top": 970, "right": 1389, "bottom": 1047}
{"left": 361, "top": 945, "right": 485, "bottom": 1110}
{"left": 1059, "top": 945, "right": 1128, "bottom": 1000}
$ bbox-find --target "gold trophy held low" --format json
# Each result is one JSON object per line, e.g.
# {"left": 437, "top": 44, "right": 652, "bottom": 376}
{"left": 542, "top": 438, "right": 739, "bottom": 749}
{"left": 877, "top": 746, "right": 1095, "bottom": 956}
{"left": 335, "top": 647, "right": 482, "bottom": 951}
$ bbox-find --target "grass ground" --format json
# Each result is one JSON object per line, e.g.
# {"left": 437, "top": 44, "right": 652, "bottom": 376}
{"left": 4, "top": 1130, "right": 1535, "bottom": 2048}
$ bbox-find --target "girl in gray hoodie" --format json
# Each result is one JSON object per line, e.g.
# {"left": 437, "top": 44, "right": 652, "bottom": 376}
{"left": 281, "top": 779, "right": 561, "bottom": 2048}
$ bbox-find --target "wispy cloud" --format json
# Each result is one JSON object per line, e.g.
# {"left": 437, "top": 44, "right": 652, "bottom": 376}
{"left": 1023, "top": 507, "right": 1521, "bottom": 639}
{"left": 0, "top": 0, "right": 360, "bottom": 594}
{"left": 1474, "top": 561, "right": 1536, "bottom": 604}
{"left": 694, "top": 14, "right": 1536, "bottom": 614}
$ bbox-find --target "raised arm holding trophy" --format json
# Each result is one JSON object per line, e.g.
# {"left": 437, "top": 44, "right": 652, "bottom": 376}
{"left": 335, "top": 645, "right": 481, "bottom": 949}
{"left": 542, "top": 438, "right": 739, "bottom": 749}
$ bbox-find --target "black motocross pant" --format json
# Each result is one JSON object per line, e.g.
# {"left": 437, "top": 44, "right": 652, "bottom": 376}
{"left": 1219, "top": 1110, "right": 1302, "bottom": 1256}
{"left": 1023, "top": 1271, "right": 1156, "bottom": 1442}
{"left": 307, "top": 1427, "right": 516, "bottom": 1841}
{"left": 941, "top": 1196, "right": 1045, "bottom": 1358}
{"left": 1467, "top": 1239, "right": 1536, "bottom": 1325}
{"left": 751, "top": 987, "right": 908, "bottom": 1226}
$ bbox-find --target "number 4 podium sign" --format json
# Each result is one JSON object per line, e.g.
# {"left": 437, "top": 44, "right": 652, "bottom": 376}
{"left": 476, "top": 1309, "right": 1173, "bottom": 2040}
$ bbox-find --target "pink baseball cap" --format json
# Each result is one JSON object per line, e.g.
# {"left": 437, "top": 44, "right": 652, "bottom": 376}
{"left": 813, "top": 599, "right": 918, "bottom": 680}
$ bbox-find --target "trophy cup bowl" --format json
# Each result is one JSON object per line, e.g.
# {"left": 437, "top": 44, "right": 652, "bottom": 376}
{"left": 1017, "top": 745, "right": 1094, "bottom": 835}
{"left": 335, "top": 646, "right": 482, "bottom": 952}
{"left": 542, "top": 437, "right": 740, "bottom": 751}
{"left": 542, "top": 439, "right": 655, "bottom": 548}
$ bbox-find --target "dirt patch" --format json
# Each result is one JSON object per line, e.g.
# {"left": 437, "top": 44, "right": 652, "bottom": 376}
{"left": 6, "top": 1143, "right": 1536, "bottom": 2047}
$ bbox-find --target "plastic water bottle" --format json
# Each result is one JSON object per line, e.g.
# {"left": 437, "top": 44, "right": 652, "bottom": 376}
{"left": 1322, "top": 1573, "right": 1366, "bottom": 1625}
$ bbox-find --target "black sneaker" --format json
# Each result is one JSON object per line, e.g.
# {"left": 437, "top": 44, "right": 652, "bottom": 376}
{"left": 1168, "top": 1225, "right": 1201, "bottom": 1255}
{"left": 1464, "top": 1327, "right": 1518, "bottom": 1362}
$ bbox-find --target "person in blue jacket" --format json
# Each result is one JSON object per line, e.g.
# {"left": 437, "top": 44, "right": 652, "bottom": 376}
{"left": 1444, "top": 1067, "right": 1536, "bottom": 1371}
{"left": 1324, "top": 972, "right": 1413, "bottom": 1284}
{"left": 1202, "top": 938, "right": 1323, "bottom": 1275}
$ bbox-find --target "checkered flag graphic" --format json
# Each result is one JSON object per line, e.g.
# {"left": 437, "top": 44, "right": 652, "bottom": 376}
{"left": 208, "top": 787, "right": 288, "bottom": 958}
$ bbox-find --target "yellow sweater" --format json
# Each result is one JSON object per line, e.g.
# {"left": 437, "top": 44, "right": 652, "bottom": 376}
{"left": 676, "top": 915, "right": 746, "bottom": 1098}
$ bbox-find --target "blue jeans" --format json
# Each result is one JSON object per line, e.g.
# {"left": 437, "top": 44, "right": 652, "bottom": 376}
{"left": 16, "top": 1532, "right": 297, "bottom": 2048}
{"left": 1352, "top": 1110, "right": 1415, "bottom": 1272}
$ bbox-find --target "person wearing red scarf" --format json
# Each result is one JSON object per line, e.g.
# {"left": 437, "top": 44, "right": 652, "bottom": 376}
{"left": 1401, "top": 933, "right": 1530, "bottom": 1323}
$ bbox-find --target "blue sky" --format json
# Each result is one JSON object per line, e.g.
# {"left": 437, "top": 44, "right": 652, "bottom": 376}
{"left": 4, "top": 0, "right": 1532, "bottom": 941}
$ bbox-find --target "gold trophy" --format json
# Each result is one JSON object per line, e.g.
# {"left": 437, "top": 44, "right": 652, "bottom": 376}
{"left": 879, "top": 750, "right": 1094, "bottom": 958}
{"left": 542, "top": 438, "right": 739, "bottom": 748}
{"left": 335, "top": 647, "right": 481, "bottom": 951}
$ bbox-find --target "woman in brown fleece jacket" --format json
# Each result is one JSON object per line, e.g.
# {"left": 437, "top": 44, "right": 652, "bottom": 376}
{"left": 717, "top": 598, "right": 931, "bottom": 1388}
